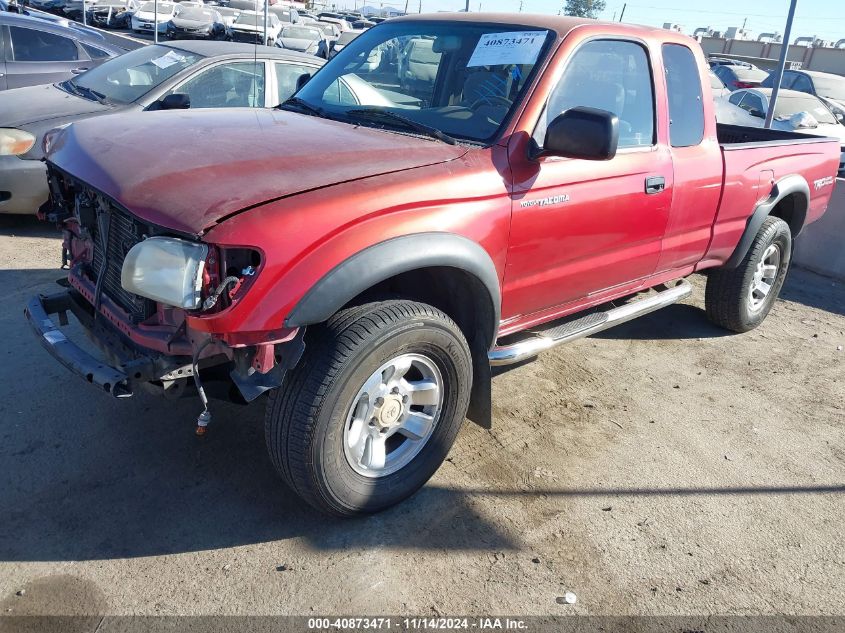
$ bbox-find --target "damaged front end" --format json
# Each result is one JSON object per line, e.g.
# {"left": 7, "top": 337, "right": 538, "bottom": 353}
{"left": 27, "top": 166, "right": 303, "bottom": 419}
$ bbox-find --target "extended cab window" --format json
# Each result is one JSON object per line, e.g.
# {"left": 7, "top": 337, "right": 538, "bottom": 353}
{"left": 662, "top": 44, "right": 704, "bottom": 147}
{"left": 534, "top": 39, "right": 655, "bottom": 149}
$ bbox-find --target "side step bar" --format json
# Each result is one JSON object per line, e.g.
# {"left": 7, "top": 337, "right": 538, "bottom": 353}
{"left": 489, "top": 280, "right": 692, "bottom": 366}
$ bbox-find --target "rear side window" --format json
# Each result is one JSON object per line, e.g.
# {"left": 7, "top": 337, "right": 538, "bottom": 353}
{"left": 791, "top": 74, "right": 813, "bottom": 93}
{"left": 662, "top": 44, "right": 704, "bottom": 147}
{"left": 82, "top": 43, "right": 111, "bottom": 60}
{"left": 536, "top": 39, "right": 655, "bottom": 148}
{"left": 9, "top": 26, "right": 79, "bottom": 62}
{"left": 274, "top": 62, "right": 315, "bottom": 105}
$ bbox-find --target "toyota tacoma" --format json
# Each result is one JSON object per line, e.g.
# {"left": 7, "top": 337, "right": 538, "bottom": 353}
{"left": 27, "top": 14, "right": 841, "bottom": 515}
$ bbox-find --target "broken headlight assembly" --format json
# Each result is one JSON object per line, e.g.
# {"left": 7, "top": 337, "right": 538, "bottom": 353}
{"left": 121, "top": 236, "right": 208, "bottom": 309}
{"left": 120, "top": 237, "right": 261, "bottom": 312}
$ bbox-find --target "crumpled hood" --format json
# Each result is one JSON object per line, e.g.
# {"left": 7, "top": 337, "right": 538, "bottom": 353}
{"left": 46, "top": 108, "right": 468, "bottom": 234}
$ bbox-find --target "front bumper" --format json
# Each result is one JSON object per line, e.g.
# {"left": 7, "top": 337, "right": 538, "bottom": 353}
{"left": 133, "top": 21, "right": 167, "bottom": 32}
{"left": 231, "top": 31, "right": 266, "bottom": 43}
{"left": 24, "top": 289, "right": 199, "bottom": 399}
{"left": 25, "top": 290, "right": 149, "bottom": 397}
{"left": 169, "top": 29, "right": 214, "bottom": 39}
{"left": 0, "top": 155, "right": 49, "bottom": 215}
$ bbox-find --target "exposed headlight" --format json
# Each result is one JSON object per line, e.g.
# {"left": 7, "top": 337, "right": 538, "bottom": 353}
{"left": 0, "top": 129, "right": 36, "bottom": 156}
{"left": 121, "top": 237, "right": 208, "bottom": 309}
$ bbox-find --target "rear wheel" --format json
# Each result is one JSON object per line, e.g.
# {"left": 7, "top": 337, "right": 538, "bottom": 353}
{"left": 705, "top": 216, "right": 792, "bottom": 332}
{"left": 265, "top": 300, "right": 472, "bottom": 516}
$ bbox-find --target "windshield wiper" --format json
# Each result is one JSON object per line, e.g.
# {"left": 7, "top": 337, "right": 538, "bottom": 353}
{"left": 58, "top": 79, "right": 84, "bottom": 98}
{"left": 278, "top": 96, "right": 327, "bottom": 118}
{"left": 345, "top": 108, "right": 458, "bottom": 145}
{"left": 63, "top": 80, "right": 109, "bottom": 105}
{"left": 74, "top": 83, "right": 109, "bottom": 105}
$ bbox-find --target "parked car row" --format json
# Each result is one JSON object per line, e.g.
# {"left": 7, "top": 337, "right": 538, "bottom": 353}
{"left": 0, "top": 41, "right": 323, "bottom": 214}
{"left": 0, "top": 10, "right": 130, "bottom": 89}
{"left": 714, "top": 87, "right": 845, "bottom": 177}
{"left": 708, "top": 57, "right": 845, "bottom": 118}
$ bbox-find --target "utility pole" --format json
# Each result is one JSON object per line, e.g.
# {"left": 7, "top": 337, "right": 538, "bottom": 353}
{"left": 765, "top": 0, "right": 798, "bottom": 128}
{"left": 518, "top": 0, "right": 522, "bottom": 11}
{"left": 465, "top": 0, "right": 469, "bottom": 11}
{"left": 403, "top": 0, "right": 408, "bottom": 13}
{"left": 618, "top": 3, "right": 626, "bottom": 21}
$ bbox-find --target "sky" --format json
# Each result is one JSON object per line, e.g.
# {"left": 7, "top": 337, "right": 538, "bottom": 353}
{"left": 351, "top": 0, "right": 845, "bottom": 43}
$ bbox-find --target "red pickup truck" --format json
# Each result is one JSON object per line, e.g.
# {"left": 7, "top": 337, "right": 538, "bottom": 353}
{"left": 28, "top": 14, "right": 840, "bottom": 515}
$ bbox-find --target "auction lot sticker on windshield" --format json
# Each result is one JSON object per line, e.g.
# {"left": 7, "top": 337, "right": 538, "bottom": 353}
{"left": 150, "top": 50, "right": 186, "bottom": 70}
{"left": 467, "top": 31, "right": 547, "bottom": 67}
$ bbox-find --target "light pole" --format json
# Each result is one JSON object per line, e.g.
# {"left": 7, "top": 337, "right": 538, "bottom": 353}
{"left": 764, "top": 0, "right": 798, "bottom": 129}
{"left": 153, "top": 0, "right": 158, "bottom": 43}
{"left": 264, "top": 0, "right": 269, "bottom": 46}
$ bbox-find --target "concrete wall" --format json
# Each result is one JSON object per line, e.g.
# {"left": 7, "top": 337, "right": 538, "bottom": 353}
{"left": 699, "top": 37, "right": 845, "bottom": 76}
{"left": 793, "top": 179, "right": 845, "bottom": 280}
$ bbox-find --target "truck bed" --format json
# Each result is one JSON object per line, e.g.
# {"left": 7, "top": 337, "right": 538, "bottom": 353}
{"left": 702, "top": 124, "right": 841, "bottom": 267}
{"left": 717, "top": 123, "right": 837, "bottom": 148}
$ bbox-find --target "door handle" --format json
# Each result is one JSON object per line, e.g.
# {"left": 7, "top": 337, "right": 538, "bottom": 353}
{"left": 645, "top": 176, "right": 666, "bottom": 195}
{"left": 71, "top": 68, "right": 90, "bottom": 75}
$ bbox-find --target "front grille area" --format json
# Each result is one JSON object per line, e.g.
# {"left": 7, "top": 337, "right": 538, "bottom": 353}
{"left": 231, "top": 30, "right": 262, "bottom": 43}
{"left": 84, "top": 198, "right": 156, "bottom": 323}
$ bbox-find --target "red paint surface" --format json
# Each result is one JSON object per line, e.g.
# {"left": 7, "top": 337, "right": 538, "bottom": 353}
{"left": 48, "top": 15, "right": 841, "bottom": 348}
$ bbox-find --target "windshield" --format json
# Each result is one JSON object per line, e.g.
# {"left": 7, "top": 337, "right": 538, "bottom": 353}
{"left": 336, "top": 30, "right": 361, "bottom": 45}
{"left": 294, "top": 21, "right": 552, "bottom": 143}
{"left": 282, "top": 26, "right": 320, "bottom": 39}
{"left": 773, "top": 94, "right": 838, "bottom": 124}
{"left": 811, "top": 75, "right": 845, "bottom": 101}
{"left": 179, "top": 7, "right": 216, "bottom": 20}
{"left": 71, "top": 45, "right": 200, "bottom": 103}
{"left": 139, "top": 1, "right": 173, "bottom": 12}
{"left": 234, "top": 13, "right": 267, "bottom": 26}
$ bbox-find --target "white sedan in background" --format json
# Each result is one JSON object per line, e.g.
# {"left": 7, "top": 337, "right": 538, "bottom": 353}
{"left": 131, "top": 1, "right": 181, "bottom": 33}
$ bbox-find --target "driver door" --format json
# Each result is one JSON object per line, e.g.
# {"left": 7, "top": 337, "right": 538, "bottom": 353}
{"left": 504, "top": 38, "right": 673, "bottom": 319}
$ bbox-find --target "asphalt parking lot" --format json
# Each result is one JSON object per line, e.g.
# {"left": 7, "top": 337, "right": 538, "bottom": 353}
{"left": 0, "top": 214, "right": 842, "bottom": 617}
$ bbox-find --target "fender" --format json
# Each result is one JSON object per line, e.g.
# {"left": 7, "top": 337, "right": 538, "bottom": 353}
{"left": 284, "top": 232, "right": 502, "bottom": 347}
{"left": 724, "top": 174, "right": 809, "bottom": 269}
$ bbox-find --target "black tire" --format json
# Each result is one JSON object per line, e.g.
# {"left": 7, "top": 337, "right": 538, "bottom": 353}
{"left": 265, "top": 300, "right": 472, "bottom": 516}
{"left": 705, "top": 216, "right": 792, "bottom": 333}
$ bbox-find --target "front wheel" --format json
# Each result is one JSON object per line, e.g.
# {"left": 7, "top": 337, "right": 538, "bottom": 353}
{"left": 705, "top": 216, "right": 792, "bottom": 332}
{"left": 265, "top": 300, "right": 472, "bottom": 516}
